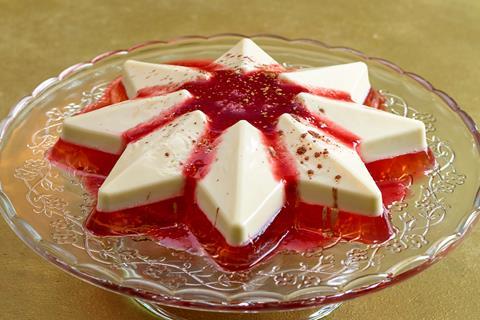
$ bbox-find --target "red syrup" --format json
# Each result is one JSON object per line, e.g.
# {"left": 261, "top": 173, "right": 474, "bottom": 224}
{"left": 48, "top": 60, "right": 435, "bottom": 271}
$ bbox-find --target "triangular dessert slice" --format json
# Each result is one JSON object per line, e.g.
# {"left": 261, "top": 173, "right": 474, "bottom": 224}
{"left": 296, "top": 93, "right": 427, "bottom": 162}
{"left": 277, "top": 114, "right": 383, "bottom": 216}
{"left": 97, "top": 110, "right": 208, "bottom": 212}
{"left": 214, "top": 38, "right": 283, "bottom": 73}
{"left": 61, "top": 90, "right": 192, "bottom": 154}
{"left": 279, "top": 62, "right": 370, "bottom": 104}
{"left": 196, "top": 120, "right": 285, "bottom": 246}
{"left": 122, "top": 60, "right": 211, "bottom": 98}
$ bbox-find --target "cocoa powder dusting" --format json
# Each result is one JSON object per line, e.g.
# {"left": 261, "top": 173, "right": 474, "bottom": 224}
{"left": 308, "top": 130, "right": 321, "bottom": 139}
{"left": 296, "top": 146, "right": 307, "bottom": 155}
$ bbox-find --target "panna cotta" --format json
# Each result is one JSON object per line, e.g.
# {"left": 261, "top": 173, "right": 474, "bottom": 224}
{"left": 279, "top": 62, "right": 370, "bottom": 104}
{"left": 196, "top": 120, "right": 285, "bottom": 245}
{"left": 61, "top": 90, "right": 193, "bottom": 154}
{"left": 277, "top": 114, "right": 383, "bottom": 216}
{"left": 49, "top": 38, "right": 433, "bottom": 269}
{"left": 97, "top": 110, "right": 208, "bottom": 212}
{"left": 296, "top": 93, "right": 427, "bottom": 163}
{"left": 122, "top": 61, "right": 211, "bottom": 99}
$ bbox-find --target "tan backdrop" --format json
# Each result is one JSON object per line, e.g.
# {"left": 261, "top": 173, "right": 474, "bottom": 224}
{"left": 0, "top": 1, "right": 479, "bottom": 319}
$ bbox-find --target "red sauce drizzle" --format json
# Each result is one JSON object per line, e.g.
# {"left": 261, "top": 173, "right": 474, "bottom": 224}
{"left": 48, "top": 60, "right": 435, "bottom": 270}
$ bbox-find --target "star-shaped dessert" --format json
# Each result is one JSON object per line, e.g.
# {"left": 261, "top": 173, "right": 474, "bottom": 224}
{"left": 52, "top": 39, "right": 431, "bottom": 268}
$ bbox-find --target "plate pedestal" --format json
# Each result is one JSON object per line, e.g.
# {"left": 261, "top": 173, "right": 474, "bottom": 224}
{"left": 135, "top": 299, "right": 342, "bottom": 320}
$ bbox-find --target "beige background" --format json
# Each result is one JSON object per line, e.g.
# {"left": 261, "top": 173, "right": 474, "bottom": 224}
{"left": 0, "top": 1, "right": 479, "bottom": 319}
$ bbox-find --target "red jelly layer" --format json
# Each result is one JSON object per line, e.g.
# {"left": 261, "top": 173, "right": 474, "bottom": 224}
{"left": 48, "top": 139, "right": 119, "bottom": 177}
{"left": 82, "top": 77, "right": 128, "bottom": 113}
{"left": 366, "top": 149, "right": 435, "bottom": 182}
{"left": 49, "top": 59, "right": 435, "bottom": 271}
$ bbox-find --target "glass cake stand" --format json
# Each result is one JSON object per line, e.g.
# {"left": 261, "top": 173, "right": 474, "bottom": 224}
{"left": 0, "top": 34, "right": 479, "bottom": 320}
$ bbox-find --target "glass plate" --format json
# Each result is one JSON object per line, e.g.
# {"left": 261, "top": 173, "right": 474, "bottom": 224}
{"left": 1, "top": 34, "right": 479, "bottom": 314}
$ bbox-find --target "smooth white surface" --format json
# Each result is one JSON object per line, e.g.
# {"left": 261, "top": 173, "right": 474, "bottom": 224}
{"left": 277, "top": 114, "right": 383, "bottom": 216}
{"left": 279, "top": 62, "right": 371, "bottom": 104}
{"left": 122, "top": 60, "right": 211, "bottom": 98}
{"left": 297, "top": 93, "right": 428, "bottom": 162}
{"left": 61, "top": 90, "right": 192, "bottom": 154}
{"left": 97, "top": 110, "right": 208, "bottom": 212}
{"left": 196, "top": 120, "right": 285, "bottom": 246}
{"left": 214, "top": 38, "right": 282, "bottom": 73}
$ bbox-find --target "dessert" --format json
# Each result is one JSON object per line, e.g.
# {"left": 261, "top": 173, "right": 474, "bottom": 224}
{"left": 48, "top": 39, "right": 434, "bottom": 270}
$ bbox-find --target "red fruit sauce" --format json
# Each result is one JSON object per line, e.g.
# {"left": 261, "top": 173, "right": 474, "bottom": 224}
{"left": 48, "top": 60, "right": 435, "bottom": 271}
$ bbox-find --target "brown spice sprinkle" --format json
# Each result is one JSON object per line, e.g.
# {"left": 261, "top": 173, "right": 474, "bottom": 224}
{"left": 307, "top": 169, "right": 314, "bottom": 177}
{"left": 300, "top": 133, "right": 307, "bottom": 139}
{"left": 335, "top": 174, "right": 342, "bottom": 182}
{"left": 304, "top": 156, "right": 309, "bottom": 161}
{"left": 164, "top": 152, "right": 170, "bottom": 157}
{"left": 314, "top": 152, "right": 321, "bottom": 158}
{"left": 308, "top": 130, "right": 321, "bottom": 139}
{"left": 317, "top": 164, "right": 322, "bottom": 169}
{"left": 296, "top": 146, "right": 307, "bottom": 155}
{"left": 319, "top": 108, "right": 325, "bottom": 113}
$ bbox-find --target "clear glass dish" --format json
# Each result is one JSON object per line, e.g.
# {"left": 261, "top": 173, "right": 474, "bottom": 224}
{"left": 0, "top": 34, "right": 479, "bottom": 319}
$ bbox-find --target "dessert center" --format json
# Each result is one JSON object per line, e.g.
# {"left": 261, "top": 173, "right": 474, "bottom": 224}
{"left": 130, "top": 68, "right": 359, "bottom": 183}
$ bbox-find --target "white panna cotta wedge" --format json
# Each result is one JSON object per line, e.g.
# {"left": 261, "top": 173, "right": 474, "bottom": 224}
{"left": 61, "top": 90, "right": 193, "bottom": 154}
{"left": 196, "top": 120, "right": 285, "bottom": 246}
{"left": 97, "top": 110, "right": 208, "bottom": 212}
{"left": 296, "top": 93, "right": 428, "bottom": 163}
{"left": 122, "top": 60, "right": 211, "bottom": 98}
{"left": 214, "top": 38, "right": 283, "bottom": 73}
{"left": 277, "top": 114, "right": 383, "bottom": 216}
{"left": 279, "top": 62, "right": 370, "bottom": 104}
